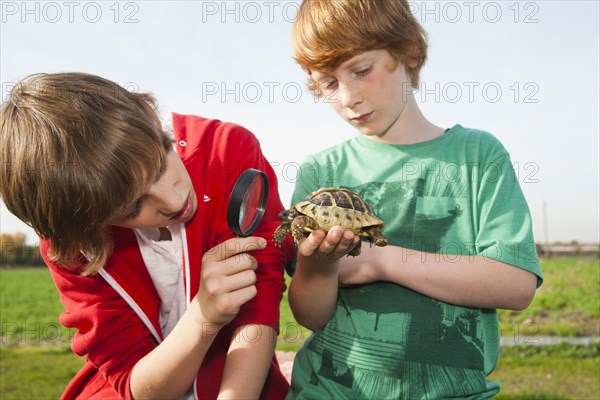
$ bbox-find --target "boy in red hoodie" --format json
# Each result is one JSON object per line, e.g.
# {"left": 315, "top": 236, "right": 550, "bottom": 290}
{"left": 0, "top": 72, "right": 295, "bottom": 399}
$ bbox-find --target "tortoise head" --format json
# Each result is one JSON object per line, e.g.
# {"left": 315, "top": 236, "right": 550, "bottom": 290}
{"left": 278, "top": 208, "right": 298, "bottom": 223}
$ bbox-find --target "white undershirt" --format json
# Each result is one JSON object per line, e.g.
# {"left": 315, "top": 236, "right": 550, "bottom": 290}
{"left": 132, "top": 116, "right": 196, "bottom": 400}
{"left": 134, "top": 224, "right": 187, "bottom": 337}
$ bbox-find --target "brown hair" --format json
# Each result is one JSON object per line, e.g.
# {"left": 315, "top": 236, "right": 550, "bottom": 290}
{"left": 292, "top": 0, "right": 428, "bottom": 96}
{"left": 0, "top": 73, "right": 171, "bottom": 275}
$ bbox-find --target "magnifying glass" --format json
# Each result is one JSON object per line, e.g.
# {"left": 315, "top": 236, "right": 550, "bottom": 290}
{"left": 227, "top": 168, "right": 269, "bottom": 237}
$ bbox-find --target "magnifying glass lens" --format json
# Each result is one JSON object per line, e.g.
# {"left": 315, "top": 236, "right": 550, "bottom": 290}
{"left": 239, "top": 176, "right": 264, "bottom": 232}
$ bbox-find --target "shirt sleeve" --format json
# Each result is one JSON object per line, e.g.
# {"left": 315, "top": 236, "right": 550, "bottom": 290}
{"left": 474, "top": 148, "right": 543, "bottom": 287}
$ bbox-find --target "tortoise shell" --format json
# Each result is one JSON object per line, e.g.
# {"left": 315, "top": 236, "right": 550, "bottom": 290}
{"left": 293, "top": 187, "right": 384, "bottom": 233}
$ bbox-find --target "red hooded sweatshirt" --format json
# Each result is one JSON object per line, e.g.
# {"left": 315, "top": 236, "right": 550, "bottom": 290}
{"left": 42, "top": 114, "right": 295, "bottom": 399}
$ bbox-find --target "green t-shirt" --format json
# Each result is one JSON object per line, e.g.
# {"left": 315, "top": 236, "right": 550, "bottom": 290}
{"left": 287, "top": 125, "right": 543, "bottom": 399}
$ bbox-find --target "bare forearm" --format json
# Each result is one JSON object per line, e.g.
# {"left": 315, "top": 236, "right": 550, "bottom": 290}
{"left": 129, "top": 237, "right": 268, "bottom": 398}
{"left": 130, "top": 306, "right": 220, "bottom": 399}
{"left": 289, "top": 228, "right": 361, "bottom": 331}
{"left": 218, "top": 325, "right": 277, "bottom": 399}
{"left": 341, "top": 245, "right": 537, "bottom": 310}
{"left": 289, "top": 256, "right": 339, "bottom": 331}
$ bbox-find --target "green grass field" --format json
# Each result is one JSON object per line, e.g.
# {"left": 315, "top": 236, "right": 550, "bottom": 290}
{"left": 490, "top": 343, "right": 599, "bottom": 399}
{"left": 1, "top": 256, "right": 599, "bottom": 399}
{"left": 498, "top": 256, "right": 600, "bottom": 338}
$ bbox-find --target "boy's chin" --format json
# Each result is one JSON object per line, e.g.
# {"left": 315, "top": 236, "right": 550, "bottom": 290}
{"left": 358, "top": 129, "right": 385, "bottom": 139}
{"left": 350, "top": 122, "right": 382, "bottom": 136}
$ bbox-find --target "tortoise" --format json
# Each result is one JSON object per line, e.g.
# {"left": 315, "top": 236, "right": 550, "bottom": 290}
{"left": 273, "top": 187, "right": 388, "bottom": 256}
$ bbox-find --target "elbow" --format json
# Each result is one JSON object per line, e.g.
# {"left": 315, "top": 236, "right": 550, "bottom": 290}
{"left": 289, "top": 299, "right": 332, "bottom": 332}
{"left": 508, "top": 289, "right": 535, "bottom": 311}
{"left": 290, "top": 306, "right": 329, "bottom": 332}
{"left": 296, "top": 319, "right": 325, "bottom": 333}
{"left": 505, "top": 275, "right": 538, "bottom": 311}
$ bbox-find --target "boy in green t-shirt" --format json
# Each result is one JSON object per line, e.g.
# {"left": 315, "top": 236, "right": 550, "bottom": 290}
{"left": 286, "top": 1, "right": 543, "bottom": 398}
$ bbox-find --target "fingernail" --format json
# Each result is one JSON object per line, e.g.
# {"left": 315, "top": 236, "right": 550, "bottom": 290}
{"left": 259, "top": 238, "right": 267, "bottom": 247}
{"left": 331, "top": 230, "right": 341, "bottom": 238}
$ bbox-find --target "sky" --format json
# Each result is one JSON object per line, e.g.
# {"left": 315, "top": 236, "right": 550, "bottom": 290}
{"left": 1, "top": 0, "right": 599, "bottom": 245}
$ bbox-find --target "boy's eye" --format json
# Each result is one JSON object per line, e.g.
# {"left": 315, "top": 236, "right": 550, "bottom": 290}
{"left": 355, "top": 66, "right": 372, "bottom": 76}
{"left": 323, "top": 79, "right": 338, "bottom": 90}
{"left": 126, "top": 199, "right": 143, "bottom": 220}
{"left": 123, "top": 155, "right": 167, "bottom": 220}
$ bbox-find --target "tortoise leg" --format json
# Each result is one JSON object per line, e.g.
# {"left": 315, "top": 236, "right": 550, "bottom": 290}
{"left": 365, "top": 227, "right": 388, "bottom": 247}
{"left": 273, "top": 223, "right": 291, "bottom": 245}
{"left": 347, "top": 240, "right": 362, "bottom": 257}
{"left": 290, "top": 216, "right": 319, "bottom": 243}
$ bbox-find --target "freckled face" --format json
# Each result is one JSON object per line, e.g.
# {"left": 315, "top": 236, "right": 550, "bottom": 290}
{"left": 311, "top": 49, "right": 417, "bottom": 140}
{"left": 110, "top": 149, "right": 198, "bottom": 229}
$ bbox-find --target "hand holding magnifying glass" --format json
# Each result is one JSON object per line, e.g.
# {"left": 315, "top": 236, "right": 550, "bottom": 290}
{"left": 227, "top": 168, "right": 269, "bottom": 237}
{"left": 196, "top": 169, "right": 269, "bottom": 330}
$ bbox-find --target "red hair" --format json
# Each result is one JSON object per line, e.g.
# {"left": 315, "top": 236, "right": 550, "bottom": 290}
{"left": 292, "top": 0, "right": 428, "bottom": 96}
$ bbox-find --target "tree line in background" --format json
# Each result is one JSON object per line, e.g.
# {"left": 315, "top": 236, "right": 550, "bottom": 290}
{"left": 0, "top": 233, "right": 45, "bottom": 266}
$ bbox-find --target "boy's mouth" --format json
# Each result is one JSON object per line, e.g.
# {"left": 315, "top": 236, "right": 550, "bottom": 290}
{"left": 351, "top": 112, "right": 373, "bottom": 123}
{"left": 170, "top": 193, "right": 194, "bottom": 222}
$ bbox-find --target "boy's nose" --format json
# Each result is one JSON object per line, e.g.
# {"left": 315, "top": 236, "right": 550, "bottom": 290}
{"left": 339, "top": 84, "right": 363, "bottom": 109}
{"left": 149, "top": 183, "right": 184, "bottom": 216}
